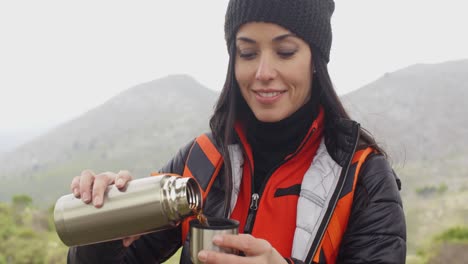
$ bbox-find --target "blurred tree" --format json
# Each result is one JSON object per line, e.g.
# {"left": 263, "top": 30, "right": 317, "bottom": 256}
{"left": 11, "top": 195, "right": 33, "bottom": 226}
{"left": 435, "top": 226, "right": 468, "bottom": 242}
{"left": 422, "top": 226, "right": 468, "bottom": 263}
{"left": 2, "top": 228, "right": 46, "bottom": 264}
{"left": 12, "top": 195, "right": 32, "bottom": 209}
{"left": 428, "top": 242, "right": 468, "bottom": 264}
{"left": 0, "top": 197, "right": 68, "bottom": 263}
{"left": 0, "top": 203, "right": 14, "bottom": 243}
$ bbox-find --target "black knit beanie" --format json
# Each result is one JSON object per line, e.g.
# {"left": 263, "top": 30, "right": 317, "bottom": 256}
{"left": 224, "top": 0, "right": 335, "bottom": 63}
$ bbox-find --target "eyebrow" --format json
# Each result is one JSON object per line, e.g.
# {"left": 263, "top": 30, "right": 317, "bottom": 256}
{"left": 236, "top": 33, "right": 296, "bottom": 44}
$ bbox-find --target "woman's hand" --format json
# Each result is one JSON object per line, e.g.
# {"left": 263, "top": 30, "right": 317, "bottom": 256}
{"left": 70, "top": 169, "right": 132, "bottom": 207}
{"left": 69, "top": 169, "right": 140, "bottom": 247}
{"left": 197, "top": 234, "right": 287, "bottom": 264}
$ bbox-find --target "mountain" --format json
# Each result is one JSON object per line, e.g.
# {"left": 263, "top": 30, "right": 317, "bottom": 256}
{"left": 0, "top": 74, "right": 218, "bottom": 205}
{"left": 341, "top": 59, "right": 468, "bottom": 255}
{"left": 2, "top": 61, "right": 468, "bottom": 205}
{"left": 0, "top": 132, "right": 26, "bottom": 154}
{"left": 0, "top": 128, "right": 49, "bottom": 154}
{"left": 342, "top": 59, "right": 468, "bottom": 163}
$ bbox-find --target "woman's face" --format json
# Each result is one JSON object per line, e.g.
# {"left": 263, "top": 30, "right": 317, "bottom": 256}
{"left": 235, "top": 22, "right": 313, "bottom": 122}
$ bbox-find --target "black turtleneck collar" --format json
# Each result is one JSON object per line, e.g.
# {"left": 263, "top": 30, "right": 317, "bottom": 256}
{"left": 245, "top": 96, "right": 320, "bottom": 192}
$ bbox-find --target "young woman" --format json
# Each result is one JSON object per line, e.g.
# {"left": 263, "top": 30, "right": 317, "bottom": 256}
{"left": 68, "top": 0, "right": 406, "bottom": 263}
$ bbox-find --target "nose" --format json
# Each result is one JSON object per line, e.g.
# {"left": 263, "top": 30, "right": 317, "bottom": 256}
{"left": 255, "top": 54, "right": 276, "bottom": 82}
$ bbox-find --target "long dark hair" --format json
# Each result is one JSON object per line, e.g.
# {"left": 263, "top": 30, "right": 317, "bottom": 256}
{"left": 311, "top": 48, "right": 386, "bottom": 155}
{"left": 209, "top": 43, "right": 385, "bottom": 215}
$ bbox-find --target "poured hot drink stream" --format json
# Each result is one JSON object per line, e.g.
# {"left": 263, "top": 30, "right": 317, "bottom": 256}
{"left": 191, "top": 205, "right": 210, "bottom": 227}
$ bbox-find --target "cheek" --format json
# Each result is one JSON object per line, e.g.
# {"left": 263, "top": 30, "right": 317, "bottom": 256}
{"left": 289, "top": 70, "right": 311, "bottom": 93}
{"left": 296, "top": 62, "right": 312, "bottom": 96}
{"left": 234, "top": 63, "right": 244, "bottom": 87}
{"left": 286, "top": 70, "right": 312, "bottom": 107}
{"left": 235, "top": 63, "right": 252, "bottom": 93}
{"left": 300, "top": 77, "right": 312, "bottom": 103}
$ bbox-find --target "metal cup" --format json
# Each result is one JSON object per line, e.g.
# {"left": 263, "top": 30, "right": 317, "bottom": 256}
{"left": 189, "top": 217, "right": 239, "bottom": 264}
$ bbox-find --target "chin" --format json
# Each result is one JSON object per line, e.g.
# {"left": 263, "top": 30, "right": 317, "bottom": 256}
{"left": 253, "top": 111, "right": 287, "bottom": 123}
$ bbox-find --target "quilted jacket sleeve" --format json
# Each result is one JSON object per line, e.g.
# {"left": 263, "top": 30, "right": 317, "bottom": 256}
{"left": 337, "top": 154, "right": 407, "bottom": 263}
{"left": 67, "top": 139, "right": 195, "bottom": 264}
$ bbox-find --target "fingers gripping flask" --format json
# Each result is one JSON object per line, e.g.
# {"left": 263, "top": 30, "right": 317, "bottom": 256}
{"left": 54, "top": 175, "right": 201, "bottom": 246}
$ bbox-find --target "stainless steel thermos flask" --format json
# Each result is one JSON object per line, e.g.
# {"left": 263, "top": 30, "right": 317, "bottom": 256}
{"left": 54, "top": 175, "right": 202, "bottom": 246}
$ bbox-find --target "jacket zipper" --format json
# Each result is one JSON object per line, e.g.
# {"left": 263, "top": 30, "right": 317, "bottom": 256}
{"left": 243, "top": 128, "right": 317, "bottom": 234}
{"left": 305, "top": 124, "right": 360, "bottom": 264}
{"left": 243, "top": 193, "right": 259, "bottom": 233}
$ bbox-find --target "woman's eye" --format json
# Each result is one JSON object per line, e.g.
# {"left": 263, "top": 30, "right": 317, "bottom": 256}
{"left": 278, "top": 50, "right": 296, "bottom": 58}
{"left": 239, "top": 52, "right": 256, "bottom": 59}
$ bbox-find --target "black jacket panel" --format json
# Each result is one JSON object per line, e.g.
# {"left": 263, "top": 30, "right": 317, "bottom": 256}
{"left": 337, "top": 154, "right": 406, "bottom": 264}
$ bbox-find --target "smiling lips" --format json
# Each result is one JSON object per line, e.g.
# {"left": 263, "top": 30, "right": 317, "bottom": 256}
{"left": 254, "top": 89, "right": 286, "bottom": 104}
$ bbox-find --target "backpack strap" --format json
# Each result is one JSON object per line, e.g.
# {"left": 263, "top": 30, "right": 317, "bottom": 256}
{"left": 180, "top": 133, "right": 224, "bottom": 244}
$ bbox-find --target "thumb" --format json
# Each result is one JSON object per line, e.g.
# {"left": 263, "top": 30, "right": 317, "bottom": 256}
{"left": 122, "top": 235, "right": 141, "bottom": 247}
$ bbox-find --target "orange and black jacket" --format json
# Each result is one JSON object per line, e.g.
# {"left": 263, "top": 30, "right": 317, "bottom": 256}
{"left": 68, "top": 117, "right": 406, "bottom": 264}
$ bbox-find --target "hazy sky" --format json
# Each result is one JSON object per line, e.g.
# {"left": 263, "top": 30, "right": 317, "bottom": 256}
{"left": 1, "top": 0, "right": 467, "bottom": 134}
